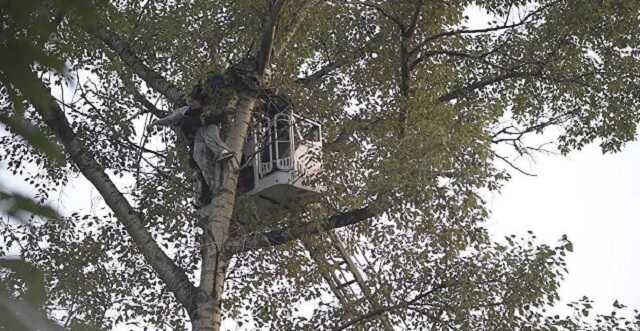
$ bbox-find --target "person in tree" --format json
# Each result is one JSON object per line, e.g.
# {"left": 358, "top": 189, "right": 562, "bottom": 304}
{"left": 150, "top": 74, "right": 233, "bottom": 207}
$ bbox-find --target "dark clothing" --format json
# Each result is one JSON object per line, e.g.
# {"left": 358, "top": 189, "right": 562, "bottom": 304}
{"left": 179, "top": 107, "right": 204, "bottom": 140}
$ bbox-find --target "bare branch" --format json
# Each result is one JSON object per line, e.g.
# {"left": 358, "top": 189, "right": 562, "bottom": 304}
{"left": 491, "top": 151, "right": 537, "bottom": 177}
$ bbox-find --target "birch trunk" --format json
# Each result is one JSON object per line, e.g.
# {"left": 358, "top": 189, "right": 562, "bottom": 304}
{"left": 191, "top": 93, "right": 256, "bottom": 331}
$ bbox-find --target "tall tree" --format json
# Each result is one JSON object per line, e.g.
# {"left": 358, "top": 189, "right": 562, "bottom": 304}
{"left": 2, "top": 0, "right": 640, "bottom": 330}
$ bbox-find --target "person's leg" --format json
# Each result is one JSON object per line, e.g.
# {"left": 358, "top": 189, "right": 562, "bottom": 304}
{"left": 193, "top": 129, "right": 219, "bottom": 192}
{"left": 202, "top": 124, "right": 233, "bottom": 160}
{"left": 192, "top": 171, "right": 211, "bottom": 208}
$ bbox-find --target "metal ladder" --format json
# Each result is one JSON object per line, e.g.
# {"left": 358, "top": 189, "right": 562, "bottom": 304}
{"left": 303, "top": 230, "right": 394, "bottom": 330}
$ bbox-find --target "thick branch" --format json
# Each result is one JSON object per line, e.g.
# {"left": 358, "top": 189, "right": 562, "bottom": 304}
{"left": 274, "top": 0, "right": 321, "bottom": 58}
{"left": 33, "top": 81, "right": 197, "bottom": 314}
{"left": 88, "top": 26, "right": 185, "bottom": 105}
{"left": 256, "top": 0, "right": 288, "bottom": 76}
{"left": 224, "top": 206, "right": 377, "bottom": 255}
{"left": 324, "top": 116, "right": 388, "bottom": 153}
{"left": 404, "top": 0, "right": 424, "bottom": 38}
{"left": 296, "top": 34, "right": 379, "bottom": 86}
{"left": 131, "top": 87, "right": 168, "bottom": 118}
{"left": 296, "top": 59, "right": 345, "bottom": 86}
{"left": 437, "top": 71, "right": 533, "bottom": 103}
{"left": 193, "top": 93, "right": 257, "bottom": 331}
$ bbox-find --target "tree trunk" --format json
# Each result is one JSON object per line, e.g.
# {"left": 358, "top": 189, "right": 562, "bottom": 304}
{"left": 191, "top": 93, "right": 256, "bottom": 331}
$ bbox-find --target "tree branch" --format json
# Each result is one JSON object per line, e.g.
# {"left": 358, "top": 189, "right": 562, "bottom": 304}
{"left": 224, "top": 206, "right": 377, "bottom": 255}
{"left": 408, "top": 0, "right": 560, "bottom": 57}
{"left": 346, "top": 0, "right": 405, "bottom": 31}
{"left": 31, "top": 79, "right": 198, "bottom": 315}
{"left": 274, "top": 0, "right": 321, "bottom": 58}
{"left": 296, "top": 34, "right": 379, "bottom": 86}
{"left": 404, "top": 0, "right": 424, "bottom": 38}
{"left": 87, "top": 25, "right": 185, "bottom": 105}
{"left": 334, "top": 282, "right": 451, "bottom": 330}
{"left": 437, "top": 70, "right": 536, "bottom": 103}
{"left": 256, "top": 0, "right": 288, "bottom": 76}
{"left": 410, "top": 49, "right": 477, "bottom": 71}
{"left": 491, "top": 151, "right": 537, "bottom": 177}
{"left": 130, "top": 87, "right": 168, "bottom": 118}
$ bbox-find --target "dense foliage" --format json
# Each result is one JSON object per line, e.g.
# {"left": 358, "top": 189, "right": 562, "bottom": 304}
{"left": 2, "top": 0, "right": 640, "bottom": 330}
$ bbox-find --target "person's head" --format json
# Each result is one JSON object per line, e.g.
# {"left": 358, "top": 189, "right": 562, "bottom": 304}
{"left": 188, "top": 98, "right": 202, "bottom": 109}
{"left": 189, "top": 83, "right": 208, "bottom": 107}
{"left": 205, "top": 74, "right": 225, "bottom": 92}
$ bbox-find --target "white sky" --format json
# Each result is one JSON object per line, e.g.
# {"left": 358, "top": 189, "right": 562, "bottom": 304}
{"left": 487, "top": 141, "right": 640, "bottom": 312}
{"left": 463, "top": 3, "right": 640, "bottom": 312}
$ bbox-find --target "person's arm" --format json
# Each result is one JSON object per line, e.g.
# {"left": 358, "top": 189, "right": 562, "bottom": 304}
{"left": 149, "top": 106, "right": 189, "bottom": 127}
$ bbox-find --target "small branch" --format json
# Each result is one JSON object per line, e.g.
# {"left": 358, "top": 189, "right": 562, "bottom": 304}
{"left": 491, "top": 151, "right": 537, "bottom": 177}
{"left": 334, "top": 282, "right": 451, "bottom": 331}
{"left": 437, "top": 70, "right": 536, "bottom": 103}
{"left": 409, "top": 49, "right": 478, "bottom": 71}
{"left": 408, "top": 0, "right": 560, "bottom": 57}
{"left": 491, "top": 114, "right": 569, "bottom": 143}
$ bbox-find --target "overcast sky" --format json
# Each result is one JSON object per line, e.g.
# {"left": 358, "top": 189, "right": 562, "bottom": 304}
{"left": 462, "top": 4, "right": 640, "bottom": 312}
{"left": 487, "top": 141, "right": 640, "bottom": 312}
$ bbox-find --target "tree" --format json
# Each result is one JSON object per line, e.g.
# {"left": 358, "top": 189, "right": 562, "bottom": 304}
{"left": 2, "top": 0, "right": 640, "bottom": 330}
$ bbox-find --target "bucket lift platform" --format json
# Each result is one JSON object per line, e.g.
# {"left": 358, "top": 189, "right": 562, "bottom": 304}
{"left": 238, "top": 100, "right": 323, "bottom": 211}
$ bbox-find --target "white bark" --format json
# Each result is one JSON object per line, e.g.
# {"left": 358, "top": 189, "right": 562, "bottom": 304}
{"left": 35, "top": 88, "right": 199, "bottom": 315}
{"left": 192, "top": 94, "right": 256, "bottom": 331}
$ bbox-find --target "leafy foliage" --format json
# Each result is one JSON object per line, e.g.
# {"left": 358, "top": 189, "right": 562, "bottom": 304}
{"left": 1, "top": 0, "right": 640, "bottom": 330}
